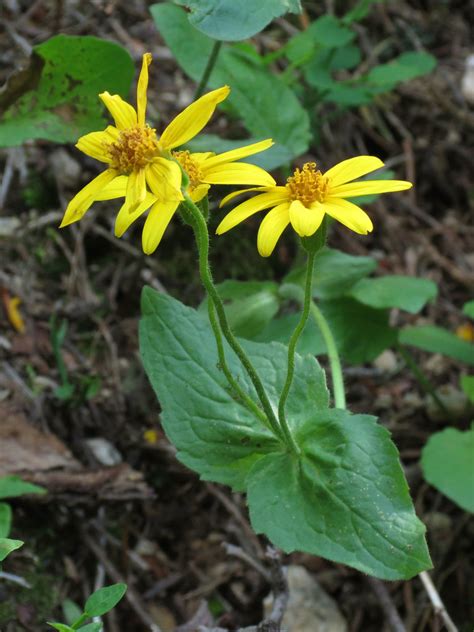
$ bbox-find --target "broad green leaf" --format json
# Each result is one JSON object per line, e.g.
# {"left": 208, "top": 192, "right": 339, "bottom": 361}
{"left": 330, "top": 44, "right": 362, "bottom": 70}
{"left": 367, "top": 51, "right": 437, "bottom": 90}
{"left": 151, "top": 4, "right": 310, "bottom": 166}
{"left": 174, "top": 0, "right": 301, "bottom": 41}
{"left": 460, "top": 375, "right": 474, "bottom": 404}
{"left": 0, "top": 475, "right": 46, "bottom": 499}
{"left": 399, "top": 326, "right": 474, "bottom": 366}
{"left": 140, "top": 287, "right": 328, "bottom": 490}
{"left": 349, "top": 275, "right": 438, "bottom": 314}
{"left": 247, "top": 409, "right": 431, "bottom": 580}
{"left": 62, "top": 599, "right": 83, "bottom": 626}
{"left": 0, "top": 503, "right": 12, "bottom": 538}
{"left": 77, "top": 624, "right": 102, "bottom": 632}
{"left": 47, "top": 624, "right": 75, "bottom": 632}
{"left": 310, "top": 15, "right": 355, "bottom": 48}
{"left": 0, "top": 35, "right": 134, "bottom": 147}
{"left": 255, "top": 313, "right": 327, "bottom": 356}
{"left": 342, "top": 0, "right": 383, "bottom": 24}
{"left": 84, "top": 583, "right": 127, "bottom": 617}
{"left": 0, "top": 537, "right": 23, "bottom": 562}
{"left": 285, "top": 248, "right": 377, "bottom": 299}
{"left": 421, "top": 427, "right": 474, "bottom": 512}
{"left": 325, "top": 83, "right": 373, "bottom": 106}
{"left": 202, "top": 281, "right": 280, "bottom": 338}
{"left": 463, "top": 300, "right": 474, "bottom": 319}
{"left": 321, "top": 298, "right": 397, "bottom": 363}
{"left": 285, "top": 16, "right": 355, "bottom": 65}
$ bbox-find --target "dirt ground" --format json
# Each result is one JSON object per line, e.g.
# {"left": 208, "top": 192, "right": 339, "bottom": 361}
{"left": 0, "top": 1, "right": 473, "bottom": 630}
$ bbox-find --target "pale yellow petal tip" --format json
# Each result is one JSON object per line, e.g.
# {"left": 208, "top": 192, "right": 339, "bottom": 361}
{"left": 142, "top": 52, "right": 152, "bottom": 66}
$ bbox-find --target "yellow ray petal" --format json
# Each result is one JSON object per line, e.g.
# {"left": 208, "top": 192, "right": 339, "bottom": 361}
{"left": 125, "top": 168, "right": 147, "bottom": 212}
{"left": 219, "top": 186, "right": 282, "bottom": 207}
{"left": 137, "top": 53, "right": 152, "bottom": 126}
{"left": 189, "top": 183, "right": 210, "bottom": 203}
{"left": 289, "top": 199, "right": 325, "bottom": 237}
{"left": 95, "top": 175, "right": 128, "bottom": 200}
{"left": 257, "top": 203, "right": 290, "bottom": 257}
{"left": 60, "top": 169, "right": 117, "bottom": 227}
{"left": 324, "top": 156, "right": 384, "bottom": 188}
{"left": 202, "top": 139, "right": 274, "bottom": 169}
{"left": 114, "top": 192, "right": 156, "bottom": 238}
{"left": 99, "top": 92, "right": 137, "bottom": 130}
{"left": 203, "top": 162, "right": 276, "bottom": 187}
{"left": 216, "top": 190, "right": 289, "bottom": 235}
{"left": 142, "top": 199, "right": 180, "bottom": 255}
{"left": 324, "top": 197, "right": 374, "bottom": 234}
{"left": 146, "top": 158, "right": 183, "bottom": 201}
{"left": 76, "top": 126, "right": 118, "bottom": 162}
{"left": 329, "top": 179, "right": 412, "bottom": 198}
{"left": 160, "top": 86, "right": 230, "bottom": 150}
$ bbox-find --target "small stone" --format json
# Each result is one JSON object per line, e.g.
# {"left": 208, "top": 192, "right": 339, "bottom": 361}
{"left": 148, "top": 604, "right": 177, "bottom": 632}
{"left": 265, "top": 565, "right": 347, "bottom": 632}
{"left": 373, "top": 350, "right": 398, "bottom": 373}
{"left": 461, "top": 54, "right": 474, "bottom": 104}
{"left": 49, "top": 149, "right": 81, "bottom": 188}
{"left": 426, "top": 384, "right": 469, "bottom": 421}
{"left": 84, "top": 438, "right": 122, "bottom": 466}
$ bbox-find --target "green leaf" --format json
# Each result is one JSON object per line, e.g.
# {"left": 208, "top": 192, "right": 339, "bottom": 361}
{"left": 0, "top": 35, "right": 134, "bottom": 147}
{"left": 47, "top": 624, "right": 75, "bottom": 632}
{"left": 463, "top": 300, "right": 474, "bottom": 320}
{"left": 460, "top": 375, "right": 474, "bottom": 404}
{"left": 367, "top": 51, "right": 437, "bottom": 90}
{"left": 202, "top": 281, "right": 280, "bottom": 338}
{"left": 421, "top": 427, "right": 474, "bottom": 512}
{"left": 310, "top": 15, "right": 355, "bottom": 48}
{"left": 285, "top": 248, "right": 377, "bottom": 299}
{"left": 0, "top": 475, "right": 46, "bottom": 499}
{"left": 399, "top": 326, "right": 474, "bottom": 366}
{"left": 0, "top": 503, "right": 12, "bottom": 538}
{"left": 0, "top": 537, "right": 23, "bottom": 562}
{"left": 62, "top": 599, "right": 83, "bottom": 626}
{"left": 342, "top": 0, "right": 383, "bottom": 24}
{"left": 349, "top": 275, "right": 438, "bottom": 314}
{"left": 285, "top": 16, "right": 355, "bottom": 66}
{"left": 139, "top": 287, "right": 328, "bottom": 490}
{"left": 77, "top": 624, "right": 102, "bottom": 632}
{"left": 151, "top": 4, "right": 310, "bottom": 166}
{"left": 321, "top": 298, "right": 397, "bottom": 363}
{"left": 255, "top": 313, "right": 327, "bottom": 356}
{"left": 247, "top": 409, "right": 431, "bottom": 580}
{"left": 174, "top": 0, "right": 301, "bottom": 41}
{"left": 84, "top": 583, "right": 127, "bottom": 617}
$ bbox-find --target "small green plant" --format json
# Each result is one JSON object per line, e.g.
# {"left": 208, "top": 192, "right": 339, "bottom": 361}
{"left": 47, "top": 583, "right": 127, "bottom": 632}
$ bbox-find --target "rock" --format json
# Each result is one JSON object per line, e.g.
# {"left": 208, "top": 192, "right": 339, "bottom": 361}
{"left": 461, "top": 54, "right": 474, "bottom": 104}
{"left": 373, "top": 349, "right": 398, "bottom": 373}
{"left": 265, "top": 565, "right": 347, "bottom": 632}
{"left": 49, "top": 148, "right": 81, "bottom": 188}
{"left": 426, "top": 384, "right": 469, "bottom": 422}
{"left": 84, "top": 437, "right": 122, "bottom": 466}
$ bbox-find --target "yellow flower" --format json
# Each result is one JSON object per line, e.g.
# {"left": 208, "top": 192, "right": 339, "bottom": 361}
{"left": 173, "top": 139, "right": 276, "bottom": 202}
{"left": 216, "top": 156, "right": 413, "bottom": 257}
{"left": 60, "top": 53, "right": 230, "bottom": 241}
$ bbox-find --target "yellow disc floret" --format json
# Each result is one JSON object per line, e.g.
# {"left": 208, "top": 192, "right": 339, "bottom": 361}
{"left": 286, "top": 162, "right": 329, "bottom": 206}
{"left": 173, "top": 150, "right": 204, "bottom": 191}
{"left": 107, "top": 125, "right": 160, "bottom": 173}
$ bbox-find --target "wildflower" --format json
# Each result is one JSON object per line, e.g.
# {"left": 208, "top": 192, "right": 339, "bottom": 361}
{"left": 216, "top": 156, "right": 412, "bottom": 257}
{"left": 173, "top": 140, "right": 276, "bottom": 202}
{"left": 60, "top": 53, "right": 230, "bottom": 239}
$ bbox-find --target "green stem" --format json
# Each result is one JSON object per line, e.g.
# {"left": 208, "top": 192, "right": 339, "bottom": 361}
{"left": 182, "top": 196, "right": 286, "bottom": 444}
{"left": 397, "top": 343, "right": 450, "bottom": 416}
{"left": 278, "top": 251, "right": 317, "bottom": 448}
{"left": 207, "top": 299, "right": 269, "bottom": 424}
{"left": 309, "top": 302, "right": 346, "bottom": 409}
{"left": 194, "top": 41, "right": 223, "bottom": 99}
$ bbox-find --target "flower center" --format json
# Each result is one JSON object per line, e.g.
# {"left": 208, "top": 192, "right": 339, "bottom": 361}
{"left": 107, "top": 125, "right": 159, "bottom": 173}
{"left": 172, "top": 150, "right": 203, "bottom": 191}
{"left": 286, "top": 162, "right": 329, "bottom": 206}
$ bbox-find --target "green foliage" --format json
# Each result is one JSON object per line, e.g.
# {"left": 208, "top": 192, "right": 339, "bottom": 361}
{"left": 48, "top": 584, "right": 127, "bottom": 631}
{"left": 349, "top": 275, "right": 438, "bottom": 313}
{"left": 421, "top": 427, "right": 474, "bottom": 512}
{"left": 366, "top": 52, "right": 437, "bottom": 91}
{"left": 0, "top": 476, "right": 45, "bottom": 499}
{"left": 463, "top": 300, "right": 474, "bottom": 319}
{"left": 247, "top": 410, "right": 430, "bottom": 579}
{"left": 174, "top": 0, "right": 301, "bottom": 41}
{"left": 461, "top": 375, "right": 474, "bottom": 404}
{"left": 0, "top": 504, "right": 12, "bottom": 538}
{"left": 0, "top": 35, "right": 134, "bottom": 147}
{"left": 399, "top": 326, "right": 474, "bottom": 366}
{"left": 151, "top": 3, "right": 311, "bottom": 168}
{"left": 0, "top": 538, "right": 23, "bottom": 562}
{"left": 140, "top": 287, "right": 430, "bottom": 579}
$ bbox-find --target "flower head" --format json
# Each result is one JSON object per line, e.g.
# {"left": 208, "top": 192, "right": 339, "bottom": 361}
{"left": 173, "top": 139, "right": 276, "bottom": 202}
{"left": 216, "top": 156, "right": 412, "bottom": 256}
{"left": 60, "top": 53, "right": 230, "bottom": 237}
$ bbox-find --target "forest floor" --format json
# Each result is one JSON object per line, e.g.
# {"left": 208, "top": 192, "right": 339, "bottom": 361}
{"left": 0, "top": 0, "right": 473, "bottom": 630}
